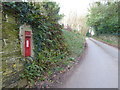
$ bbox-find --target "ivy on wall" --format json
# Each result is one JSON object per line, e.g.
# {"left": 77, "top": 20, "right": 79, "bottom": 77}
{"left": 2, "top": 2, "right": 69, "bottom": 86}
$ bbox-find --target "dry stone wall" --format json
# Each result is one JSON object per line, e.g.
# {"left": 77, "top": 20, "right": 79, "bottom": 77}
{"left": 2, "top": 14, "right": 25, "bottom": 88}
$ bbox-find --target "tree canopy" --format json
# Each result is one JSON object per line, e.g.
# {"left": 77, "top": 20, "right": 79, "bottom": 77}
{"left": 87, "top": 1, "right": 119, "bottom": 35}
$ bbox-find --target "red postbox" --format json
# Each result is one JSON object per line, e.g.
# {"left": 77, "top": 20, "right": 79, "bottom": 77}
{"left": 24, "top": 31, "right": 31, "bottom": 57}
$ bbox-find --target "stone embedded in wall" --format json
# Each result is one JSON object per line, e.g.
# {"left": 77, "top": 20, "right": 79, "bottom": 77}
{"left": 19, "top": 24, "right": 34, "bottom": 57}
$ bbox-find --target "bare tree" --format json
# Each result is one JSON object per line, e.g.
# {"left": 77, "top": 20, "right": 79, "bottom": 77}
{"left": 64, "top": 11, "right": 89, "bottom": 36}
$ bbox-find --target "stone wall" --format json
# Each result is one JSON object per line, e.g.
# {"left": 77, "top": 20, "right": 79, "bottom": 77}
{"left": 0, "top": 9, "right": 2, "bottom": 90}
{"left": 2, "top": 14, "right": 25, "bottom": 88}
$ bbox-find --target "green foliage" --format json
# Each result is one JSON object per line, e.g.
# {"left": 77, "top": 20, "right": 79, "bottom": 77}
{"left": 62, "top": 30, "right": 85, "bottom": 58}
{"left": 86, "top": 32, "right": 91, "bottom": 37}
{"left": 2, "top": 2, "right": 68, "bottom": 86}
{"left": 68, "top": 57, "right": 75, "bottom": 61}
{"left": 21, "top": 62, "right": 43, "bottom": 80}
{"left": 87, "top": 1, "right": 119, "bottom": 35}
{"left": 3, "top": 2, "right": 85, "bottom": 87}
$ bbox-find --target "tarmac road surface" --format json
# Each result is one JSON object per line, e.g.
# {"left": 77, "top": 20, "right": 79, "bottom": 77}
{"left": 58, "top": 38, "right": 118, "bottom": 88}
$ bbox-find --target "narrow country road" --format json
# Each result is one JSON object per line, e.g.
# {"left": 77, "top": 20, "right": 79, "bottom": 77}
{"left": 58, "top": 38, "right": 118, "bottom": 88}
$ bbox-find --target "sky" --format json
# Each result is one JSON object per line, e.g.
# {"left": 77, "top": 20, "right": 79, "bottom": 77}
{"left": 51, "top": 0, "right": 100, "bottom": 24}
{"left": 53, "top": 0, "right": 92, "bottom": 15}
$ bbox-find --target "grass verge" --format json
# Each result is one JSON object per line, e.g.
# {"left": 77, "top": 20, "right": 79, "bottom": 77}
{"left": 93, "top": 36, "right": 118, "bottom": 48}
{"left": 62, "top": 30, "right": 85, "bottom": 59}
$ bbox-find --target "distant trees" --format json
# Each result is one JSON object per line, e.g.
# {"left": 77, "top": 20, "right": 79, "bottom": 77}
{"left": 87, "top": 1, "right": 119, "bottom": 35}
{"left": 86, "top": 32, "right": 91, "bottom": 37}
{"left": 64, "top": 11, "right": 89, "bottom": 36}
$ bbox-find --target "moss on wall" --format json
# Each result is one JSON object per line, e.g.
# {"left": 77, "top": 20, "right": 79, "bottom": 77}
{"left": 2, "top": 14, "right": 24, "bottom": 88}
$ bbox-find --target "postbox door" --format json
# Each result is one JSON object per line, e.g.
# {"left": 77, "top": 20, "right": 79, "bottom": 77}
{"left": 25, "top": 37, "right": 31, "bottom": 56}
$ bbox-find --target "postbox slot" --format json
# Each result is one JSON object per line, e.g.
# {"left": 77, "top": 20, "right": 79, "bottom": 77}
{"left": 25, "top": 35, "right": 31, "bottom": 38}
{"left": 26, "top": 40, "right": 29, "bottom": 47}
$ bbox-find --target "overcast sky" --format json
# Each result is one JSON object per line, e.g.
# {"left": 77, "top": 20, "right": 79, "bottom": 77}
{"left": 51, "top": 0, "right": 101, "bottom": 24}
{"left": 53, "top": 0, "right": 93, "bottom": 15}
{"left": 51, "top": 0, "right": 115, "bottom": 16}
